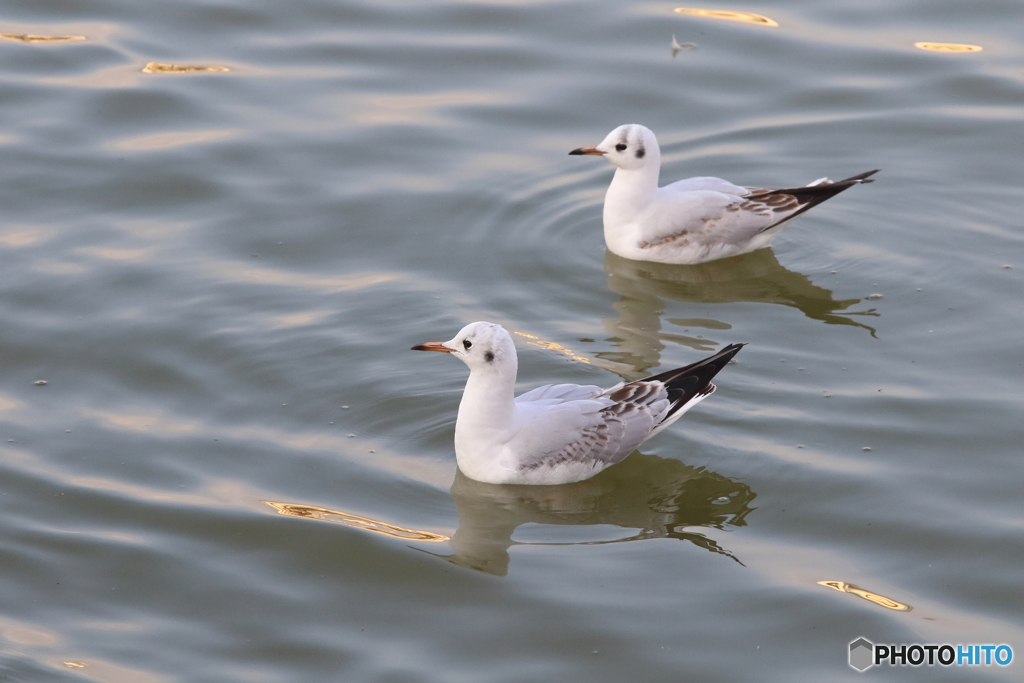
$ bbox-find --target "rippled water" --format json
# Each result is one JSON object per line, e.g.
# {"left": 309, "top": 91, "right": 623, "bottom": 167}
{"left": 1, "top": 0, "right": 1022, "bottom": 681}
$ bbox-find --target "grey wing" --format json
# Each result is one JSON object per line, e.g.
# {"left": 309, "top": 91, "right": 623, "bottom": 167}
{"left": 518, "top": 382, "right": 669, "bottom": 473}
{"left": 599, "top": 380, "right": 672, "bottom": 449}
{"left": 638, "top": 188, "right": 782, "bottom": 252}
{"left": 646, "top": 171, "right": 880, "bottom": 249}
{"left": 665, "top": 176, "right": 748, "bottom": 195}
{"left": 515, "top": 383, "right": 603, "bottom": 404}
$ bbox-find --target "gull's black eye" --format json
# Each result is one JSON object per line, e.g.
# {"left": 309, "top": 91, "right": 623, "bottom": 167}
{"left": 463, "top": 339, "right": 472, "bottom": 350}
{"left": 615, "top": 143, "right": 627, "bottom": 152}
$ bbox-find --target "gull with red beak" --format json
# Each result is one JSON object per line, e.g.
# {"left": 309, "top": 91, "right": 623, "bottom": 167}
{"left": 570, "top": 124, "right": 878, "bottom": 265}
{"left": 412, "top": 321, "right": 743, "bottom": 485}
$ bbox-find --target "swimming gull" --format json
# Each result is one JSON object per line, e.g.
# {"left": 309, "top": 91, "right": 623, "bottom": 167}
{"left": 413, "top": 321, "right": 743, "bottom": 485}
{"left": 570, "top": 123, "right": 878, "bottom": 264}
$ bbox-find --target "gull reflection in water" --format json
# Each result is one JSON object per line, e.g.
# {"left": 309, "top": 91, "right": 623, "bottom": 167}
{"left": 422, "top": 452, "right": 754, "bottom": 576}
{"left": 600, "top": 250, "right": 878, "bottom": 376}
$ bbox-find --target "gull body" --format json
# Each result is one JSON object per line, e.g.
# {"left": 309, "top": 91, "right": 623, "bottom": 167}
{"left": 413, "top": 321, "right": 743, "bottom": 485}
{"left": 570, "top": 124, "right": 878, "bottom": 265}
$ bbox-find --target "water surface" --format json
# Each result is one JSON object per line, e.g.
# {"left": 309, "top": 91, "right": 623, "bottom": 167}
{"left": 0, "top": 0, "right": 1022, "bottom": 681}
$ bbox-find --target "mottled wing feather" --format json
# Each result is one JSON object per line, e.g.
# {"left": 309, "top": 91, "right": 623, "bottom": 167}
{"left": 600, "top": 381, "right": 671, "bottom": 453}
{"left": 639, "top": 170, "right": 879, "bottom": 251}
{"left": 518, "top": 382, "right": 668, "bottom": 473}
{"left": 638, "top": 189, "right": 774, "bottom": 250}
{"left": 519, "top": 414, "right": 628, "bottom": 473}
{"left": 736, "top": 192, "right": 801, "bottom": 216}
{"left": 514, "top": 400, "right": 617, "bottom": 471}
{"left": 746, "top": 169, "right": 880, "bottom": 234}
{"left": 514, "top": 344, "right": 746, "bottom": 477}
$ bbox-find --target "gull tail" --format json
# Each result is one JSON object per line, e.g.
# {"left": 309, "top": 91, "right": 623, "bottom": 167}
{"left": 642, "top": 343, "right": 745, "bottom": 437}
{"left": 767, "top": 169, "right": 880, "bottom": 197}
{"left": 754, "top": 169, "right": 880, "bottom": 233}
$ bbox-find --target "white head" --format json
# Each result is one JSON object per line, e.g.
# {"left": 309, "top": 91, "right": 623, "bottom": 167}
{"left": 411, "top": 321, "right": 517, "bottom": 375}
{"left": 569, "top": 123, "right": 661, "bottom": 171}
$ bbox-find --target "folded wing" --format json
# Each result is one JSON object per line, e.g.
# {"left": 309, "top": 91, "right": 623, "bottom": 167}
{"left": 639, "top": 171, "right": 879, "bottom": 253}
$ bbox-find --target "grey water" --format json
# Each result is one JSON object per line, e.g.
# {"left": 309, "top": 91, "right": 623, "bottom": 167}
{"left": 0, "top": 0, "right": 1021, "bottom": 681}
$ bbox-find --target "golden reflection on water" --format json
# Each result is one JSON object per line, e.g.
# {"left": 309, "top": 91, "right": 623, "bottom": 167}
{"left": 85, "top": 409, "right": 200, "bottom": 434}
{"left": 346, "top": 91, "right": 513, "bottom": 127}
{"left": 818, "top": 580, "right": 913, "bottom": 611}
{"left": 79, "top": 246, "right": 154, "bottom": 262}
{"left": 269, "top": 310, "right": 333, "bottom": 329}
{"left": 0, "top": 619, "right": 58, "bottom": 646}
{"left": 513, "top": 332, "right": 590, "bottom": 364}
{"left": 0, "top": 226, "right": 55, "bottom": 247}
{"left": 914, "top": 42, "right": 983, "bottom": 53}
{"left": 673, "top": 8, "right": 778, "bottom": 27}
{"left": 111, "top": 130, "right": 235, "bottom": 152}
{"left": 0, "top": 33, "right": 85, "bottom": 43}
{"left": 0, "top": 395, "right": 22, "bottom": 411}
{"left": 58, "top": 658, "right": 168, "bottom": 683}
{"left": 206, "top": 260, "right": 402, "bottom": 294}
{"left": 141, "top": 62, "right": 230, "bottom": 73}
{"left": 264, "top": 501, "right": 450, "bottom": 542}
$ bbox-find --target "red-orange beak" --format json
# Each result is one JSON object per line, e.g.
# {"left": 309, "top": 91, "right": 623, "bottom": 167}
{"left": 411, "top": 341, "right": 453, "bottom": 353}
{"left": 568, "top": 146, "right": 605, "bottom": 156}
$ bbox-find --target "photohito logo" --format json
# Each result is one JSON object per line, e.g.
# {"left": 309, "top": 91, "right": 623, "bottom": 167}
{"left": 849, "top": 638, "right": 1013, "bottom": 671}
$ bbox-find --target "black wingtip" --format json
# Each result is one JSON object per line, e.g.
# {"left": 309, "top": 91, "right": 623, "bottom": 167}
{"left": 843, "top": 169, "right": 881, "bottom": 184}
{"left": 642, "top": 343, "right": 744, "bottom": 389}
{"left": 640, "top": 343, "right": 744, "bottom": 421}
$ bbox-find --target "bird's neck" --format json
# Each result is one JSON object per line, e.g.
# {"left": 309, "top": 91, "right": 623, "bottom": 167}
{"left": 604, "top": 161, "right": 661, "bottom": 232}
{"left": 454, "top": 363, "right": 518, "bottom": 454}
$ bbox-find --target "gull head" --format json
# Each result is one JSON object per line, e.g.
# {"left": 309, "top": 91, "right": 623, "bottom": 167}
{"left": 412, "top": 321, "right": 516, "bottom": 373}
{"left": 569, "top": 123, "right": 660, "bottom": 171}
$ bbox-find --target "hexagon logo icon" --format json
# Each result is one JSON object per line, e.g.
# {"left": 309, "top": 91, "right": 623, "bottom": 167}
{"left": 849, "top": 638, "right": 874, "bottom": 671}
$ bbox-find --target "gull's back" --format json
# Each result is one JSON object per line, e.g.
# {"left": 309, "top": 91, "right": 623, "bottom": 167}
{"left": 504, "top": 343, "right": 743, "bottom": 484}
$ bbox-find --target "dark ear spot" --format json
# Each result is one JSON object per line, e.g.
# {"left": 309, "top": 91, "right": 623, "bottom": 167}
{"left": 636, "top": 146, "right": 645, "bottom": 159}
{"left": 484, "top": 351, "right": 495, "bottom": 363}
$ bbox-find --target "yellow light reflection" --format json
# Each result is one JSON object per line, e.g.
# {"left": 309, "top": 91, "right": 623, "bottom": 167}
{"left": 85, "top": 409, "right": 201, "bottom": 434}
{"left": 818, "top": 580, "right": 913, "bottom": 611}
{"left": 514, "top": 332, "right": 590, "bottom": 363}
{"left": 0, "top": 227, "right": 53, "bottom": 247}
{"left": 264, "top": 501, "right": 449, "bottom": 542}
{"left": 205, "top": 260, "right": 400, "bottom": 294}
{"left": 142, "top": 62, "right": 230, "bottom": 73}
{"left": 347, "top": 91, "right": 512, "bottom": 127}
{"left": 674, "top": 8, "right": 779, "bottom": 27}
{"left": 79, "top": 247, "right": 153, "bottom": 262}
{"left": 1, "top": 623, "right": 57, "bottom": 646}
{"left": 59, "top": 659, "right": 168, "bottom": 682}
{"left": 269, "top": 310, "right": 333, "bottom": 329}
{"left": 914, "top": 42, "right": 983, "bottom": 53}
{"left": 111, "top": 129, "right": 234, "bottom": 152}
{"left": 0, "top": 33, "right": 85, "bottom": 43}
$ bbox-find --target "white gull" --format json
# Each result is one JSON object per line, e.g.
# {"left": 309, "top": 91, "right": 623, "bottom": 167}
{"left": 570, "top": 124, "right": 878, "bottom": 265}
{"left": 412, "top": 321, "right": 743, "bottom": 485}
